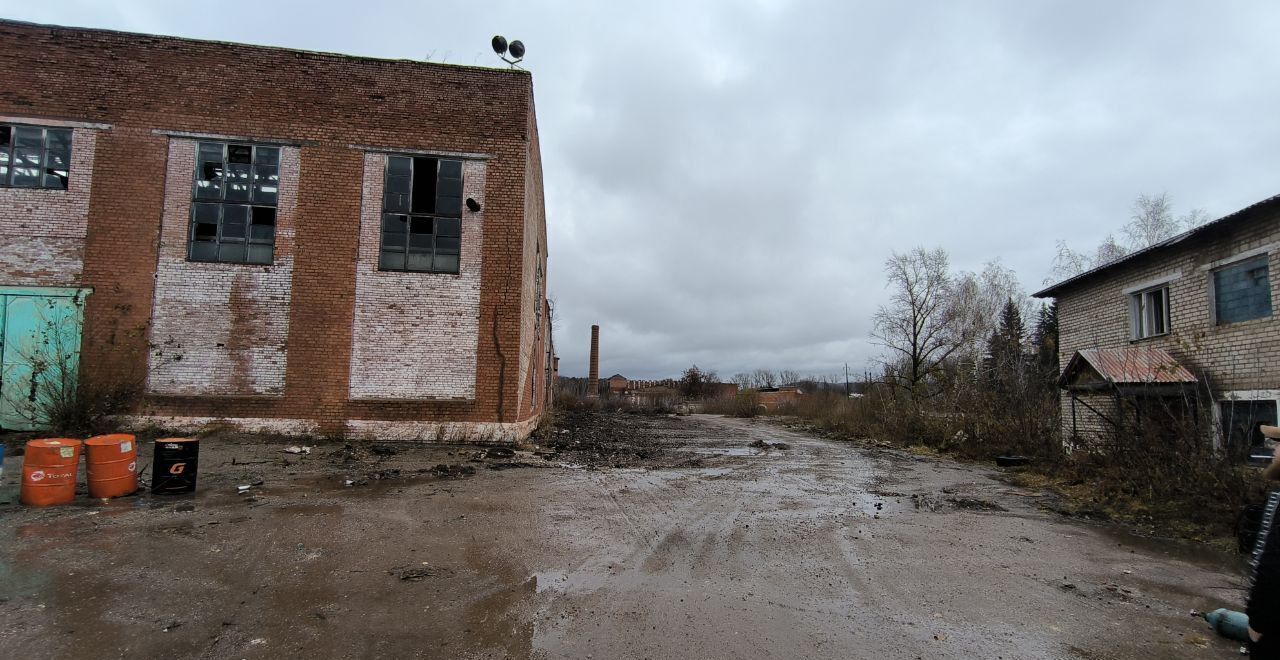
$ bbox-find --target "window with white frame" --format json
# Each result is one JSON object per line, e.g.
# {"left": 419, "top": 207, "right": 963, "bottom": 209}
{"left": 1129, "top": 285, "right": 1169, "bottom": 339}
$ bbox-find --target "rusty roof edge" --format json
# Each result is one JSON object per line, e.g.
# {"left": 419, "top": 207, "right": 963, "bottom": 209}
{"left": 1033, "top": 192, "right": 1280, "bottom": 298}
{"left": 1062, "top": 348, "right": 1197, "bottom": 388}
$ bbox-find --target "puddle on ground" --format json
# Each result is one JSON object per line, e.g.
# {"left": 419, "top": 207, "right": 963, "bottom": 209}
{"left": 532, "top": 567, "right": 617, "bottom": 596}
{"left": 272, "top": 503, "right": 344, "bottom": 516}
{"left": 1088, "top": 522, "right": 1245, "bottom": 573}
{"left": 0, "top": 556, "right": 51, "bottom": 599}
{"left": 687, "top": 447, "right": 761, "bottom": 457}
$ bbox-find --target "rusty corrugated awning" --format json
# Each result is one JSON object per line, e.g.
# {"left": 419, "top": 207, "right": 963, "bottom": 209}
{"left": 1059, "top": 348, "right": 1197, "bottom": 391}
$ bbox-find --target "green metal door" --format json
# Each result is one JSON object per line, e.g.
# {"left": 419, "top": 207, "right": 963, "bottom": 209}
{"left": 0, "top": 288, "right": 87, "bottom": 431}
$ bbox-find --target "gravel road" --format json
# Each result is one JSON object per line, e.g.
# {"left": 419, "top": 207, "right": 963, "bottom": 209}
{"left": 0, "top": 413, "right": 1249, "bottom": 658}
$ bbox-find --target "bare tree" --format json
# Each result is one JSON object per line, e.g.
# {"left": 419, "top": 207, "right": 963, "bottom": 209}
{"left": 1094, "top": 233, "right": 1128, "bottom": 266}
{"left": 1182, "top": 207, "right": 1211, "bottom": 230}
{"left": 1047, "top": 240, "right": 1092, "bottom": 283}
{"left": 950, "top": 259, "right": 1029, "bottom": 363}
{"left": 1047, "top": 193, "right": 1209, "bottom": 285}
{"left": 751, "top": 369, "right": 778, "bottom": 389}
{"left": 871, "top": 247, "right": 969, "bottom": 400}
{"left": 1124, "top": 193, "right": 1181, "bottom": 248}
{"left": 777, "top": 369, "right": 800, "bottom": 386}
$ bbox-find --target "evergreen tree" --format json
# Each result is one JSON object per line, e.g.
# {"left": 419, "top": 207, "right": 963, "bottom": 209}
{"left": 984, "top": 299, "right": 1025, "bottom": 395}
{"left": 1032, "top": 301, "right": 1059, "bottom": 380}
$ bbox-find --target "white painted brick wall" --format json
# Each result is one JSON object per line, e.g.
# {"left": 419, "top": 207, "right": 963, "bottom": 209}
{"left": 146, "top": 139, "right": 298, "bottom": 396}
{"left": 347, "top": 152, "right": 484, "bottom": 400}
{"left": 0, "top": 128, "right": 97, "bottom": 287}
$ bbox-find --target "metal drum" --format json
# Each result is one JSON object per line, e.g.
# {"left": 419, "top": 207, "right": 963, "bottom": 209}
{"left": 19, "top": 438, "right": 82, "bottom": 506}
{"left": 85, "top": 434, "right": 139, "bottom": 499}
{"left": 151, "top": 438, "right": 199, "bottom": 495}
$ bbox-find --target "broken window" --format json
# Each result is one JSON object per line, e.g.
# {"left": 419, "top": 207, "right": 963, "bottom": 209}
{"left": 534, "top": 262, "right": 544, "bottom": 332}
{"left": 1214, "top": 255, "right": 1272, "bottom": 324}
{"left": 1129, "top": 286, "right": 1169, "bottom": 340}
{"left": 1220, "top": 399, "right": 1278, "bottom": 462}
{"left": 0, "top": 124, "right": 72, "bottom": 189}
{"left": 379, "top": 155, "right": 464, "bottom": 274}
{"left": 189, "top": 142, "right": 280, "bottom": 265}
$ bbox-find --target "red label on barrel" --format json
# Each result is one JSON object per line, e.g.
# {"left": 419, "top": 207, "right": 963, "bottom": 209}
{"left": 169, "top": 463, "right": 186, "bottom": 475}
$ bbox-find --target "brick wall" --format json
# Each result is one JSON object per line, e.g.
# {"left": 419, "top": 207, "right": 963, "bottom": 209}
{"left": 146, "top": 140, "right": 298, "bottom": 396}
{"left": 1052, "top": 205, "right": 1280, "bottom": 443}
{"left": 0, "top": 20, "right": 550, "bottom": 439}
{"left": 348, "top": 152, "right": 485, "bottom": 400}
{"left": 0, "top": 125, "right": 98, "bottom": 287}
{"left": 515, "top": 105, "right": 548, "bottom": 418}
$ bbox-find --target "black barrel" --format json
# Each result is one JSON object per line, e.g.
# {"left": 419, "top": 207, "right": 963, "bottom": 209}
{"left": 151, "top": 438, "right": 199, "bottom": 495}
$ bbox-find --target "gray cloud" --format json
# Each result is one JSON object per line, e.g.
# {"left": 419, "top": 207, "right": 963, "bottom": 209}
{"left": 8, "top": 0, "right": 1280, "bottom": 380}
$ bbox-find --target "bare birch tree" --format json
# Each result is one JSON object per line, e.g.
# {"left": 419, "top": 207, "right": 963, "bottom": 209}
{"left": 1047, "top": 193, "right": 1211, "bottom": 284}
{"left": 950, "top": 259, "right": 1029, "bottom": 363}
{"left": 872, "top": 247, "right": 968, "bottom": 400}
{"left": 1094, "top": 233, "right": 1129, "bottom": 265}
{"left": 1124, "top": 193, "right": 1180, "bottom": 248}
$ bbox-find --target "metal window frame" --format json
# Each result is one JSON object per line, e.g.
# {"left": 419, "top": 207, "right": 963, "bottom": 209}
{"left": 378, "top": 154, "right": 464, "bottom": 275}
{"left": 0, "top": 123, "right": 72, "bottom": 190}
{"left": 187, "top": 141, "right": 281, "bottom": 266}
{"left": 1210, "top": 254, "right": 1272, "bottom": 325}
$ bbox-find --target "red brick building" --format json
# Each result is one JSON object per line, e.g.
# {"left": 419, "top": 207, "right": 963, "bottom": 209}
{"left": 0, "top": 21, "right": 554, "bottom": 440}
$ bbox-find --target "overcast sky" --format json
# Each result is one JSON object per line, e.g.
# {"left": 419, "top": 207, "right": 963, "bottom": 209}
{"left": 5, "top": 1, "right": 1280, "bottom": 380}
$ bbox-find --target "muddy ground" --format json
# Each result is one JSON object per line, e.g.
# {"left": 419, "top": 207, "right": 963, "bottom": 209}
{"left": 0, "top": 412, "right": 1253, "bottom": 659}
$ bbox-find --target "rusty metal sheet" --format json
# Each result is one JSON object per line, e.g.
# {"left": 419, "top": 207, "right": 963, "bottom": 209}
{"left": 1076, "top": 347, "right": 1197, "bottom": 384}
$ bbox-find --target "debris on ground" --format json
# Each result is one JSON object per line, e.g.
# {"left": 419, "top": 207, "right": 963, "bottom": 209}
{"left": 430, "top": 464, "right": 476, "bottom": 478}
{"left": 369, "top": 444, "right": 398, "bottom": 457}
{"left": 538, "top": 408, "right": 696, "bottom": 468}
{"left": 485, "top": 446, "right": 516, "bottom": 459}
{"left": 283, "top": 446, "right": 312, "bottom": 455}
{"left": 911, "top": 494, "right": 944, "bottom": 512}
{"left": 996, "top": 455, "right": 1030, "bottom": 467}
{"left": 749, "top": 439, "right": 791, "bottom": 450}
{"left": 945, "top": 496, "right": 1007, "bottom": 512}
{"left": 389, "top": 565, "right": 453, "bottom": 582}
{"left": 332, "top": 444, "right": 369, "bottom": 463}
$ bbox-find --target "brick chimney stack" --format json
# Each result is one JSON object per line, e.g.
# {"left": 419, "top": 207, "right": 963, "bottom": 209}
{"left": 587, "top": 324, "right": 600, "bottom": 398}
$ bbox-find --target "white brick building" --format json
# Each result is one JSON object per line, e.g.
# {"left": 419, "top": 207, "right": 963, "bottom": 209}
{"left": 1034, "top": 193, "right": 1279, "bottom": 457}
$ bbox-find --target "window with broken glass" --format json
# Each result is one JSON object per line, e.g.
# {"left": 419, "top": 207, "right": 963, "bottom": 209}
{"left": 0, "top": 124, "right": 72, "bottom": 189}
{"left": 380, "top": 156, "right": 463, "bottom": 274}
{"left": 188, "top": 142, "right": 280, "bottom": 265}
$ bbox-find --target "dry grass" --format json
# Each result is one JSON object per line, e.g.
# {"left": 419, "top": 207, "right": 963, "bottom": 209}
{"left": 760, "top": 384, "right": 1265, "bottom": 544}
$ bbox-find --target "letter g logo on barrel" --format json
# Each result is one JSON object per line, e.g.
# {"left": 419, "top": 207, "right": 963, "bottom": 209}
{"left": 169, "top": 463, "right": 186, "bottom": 475}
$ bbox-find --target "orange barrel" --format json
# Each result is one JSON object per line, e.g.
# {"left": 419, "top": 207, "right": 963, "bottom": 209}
{"left": 85, "top": 434, "right": 139, "bottom": 499}
{"left": 20, "top": 438, "right": 83, "bottom": 506}
{"left": 152, "top": 438, "right": 199, "bottom": 495}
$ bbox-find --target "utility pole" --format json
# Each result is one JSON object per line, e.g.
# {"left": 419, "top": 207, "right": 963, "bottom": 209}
{"left": 844, "top": 363, "right": 850, "bottom": 397}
